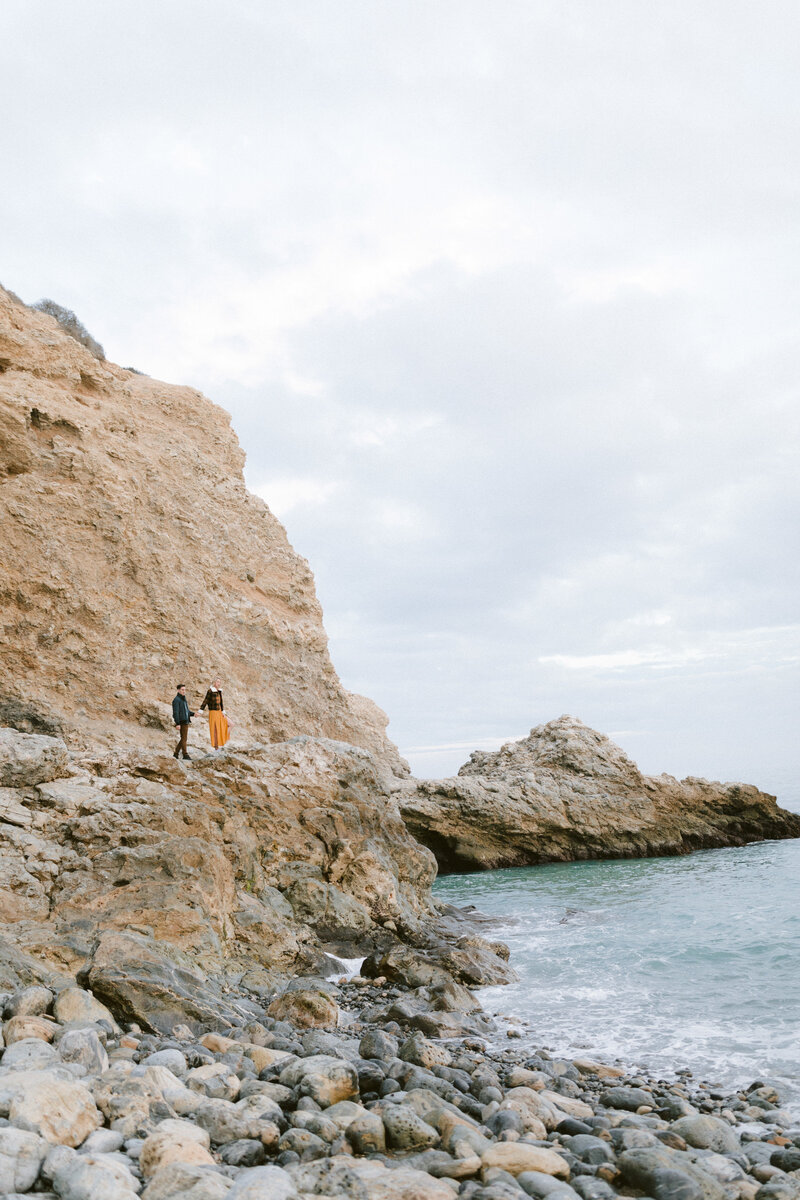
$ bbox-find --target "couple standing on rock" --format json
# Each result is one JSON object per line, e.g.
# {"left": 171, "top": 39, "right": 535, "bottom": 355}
{"left": 171, "top": 678, "right": 230, "bottom": 760}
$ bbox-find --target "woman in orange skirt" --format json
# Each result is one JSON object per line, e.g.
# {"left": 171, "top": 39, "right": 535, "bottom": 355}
{"left": 199, "top": 677, "right": 230, "bottom": 749}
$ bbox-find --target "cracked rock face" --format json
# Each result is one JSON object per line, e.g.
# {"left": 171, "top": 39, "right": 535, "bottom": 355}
{"left": 0, "top": 285, "right": 405, "bottom": 776}
{"left": 0, "top": 726, "right": 440, "bottom": 1028}
{"left": 399, "top": 715, "right": 800, "bottom": 872}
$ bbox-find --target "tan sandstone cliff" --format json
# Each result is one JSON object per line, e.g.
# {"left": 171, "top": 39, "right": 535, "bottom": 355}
{"left": 399, "top": 715, "right": 800, "bottom": 872}
{"left": 0, "top": 286, "right": 513, "bottom": 1032}
{"left": 0, "top": 285, "right": 403, "bottom": 773}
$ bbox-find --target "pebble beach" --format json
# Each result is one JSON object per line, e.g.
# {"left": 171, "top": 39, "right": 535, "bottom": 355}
{"left": 2, "top": 967, "right": 799, "bottom": 1200}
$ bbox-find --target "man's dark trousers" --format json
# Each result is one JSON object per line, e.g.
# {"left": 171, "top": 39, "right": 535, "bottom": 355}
{"left": 174, "top": 724, "right": 190, "bottom": 758}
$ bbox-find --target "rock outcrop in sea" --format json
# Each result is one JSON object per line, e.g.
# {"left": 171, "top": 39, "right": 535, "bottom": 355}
{"left": 399, "top": 715, "right": 800, "bottom": 872}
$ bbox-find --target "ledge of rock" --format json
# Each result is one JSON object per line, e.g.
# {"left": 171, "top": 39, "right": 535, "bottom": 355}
{"left": 399, "top": 715, "right": 800, "bottom": 872}
{"left": 0, "top": 724, "right": 510, "bottom": 1033}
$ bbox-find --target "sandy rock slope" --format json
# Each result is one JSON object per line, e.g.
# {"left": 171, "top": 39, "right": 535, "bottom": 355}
{"left": 0, "top": 726, "right": 453, "bottom": 1028}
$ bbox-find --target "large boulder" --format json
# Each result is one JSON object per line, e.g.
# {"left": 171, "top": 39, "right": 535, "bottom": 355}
{"left": 381, "top": 1104, "right": 440, "bottom": 1151}
{"left": 0, "top": 1069, "right": 102, "bottom": 1146}
{"left": 481, "top": 1142, "right": 571, "bottom": 1178}
{"left": 58, "top": 1028, "right": 109, "bottom": 1074}
{"left": 618, "top": 1145, "right": 728, "bottom": 1200}
{"left": 284, "top": 877, "right": 372, "bottom": 936}
{"left": 287, "top": 1153, "right": 458, "bottom": 1199}
{"left": 3, "top": 1013, "right": 57, "bottom": 1044}
{"left": 194, "top": 1097, "right": 281, "bottom": 1148}
{"left": 140, "top": 1161, "right": 233, "bottom": 1199}
{"left": 361, "top": 944, "right": 459, "bottom": 990}
{"left": 43, "top": 1144, "right": 140, "bottom": 1199}
{"left": 4, "top": 984, "right": 53, "bottom": 1017}
{"left": 267, "top": 978, "right": 340, "bottom": 1029}
{"left": 1, "top": 1037, "right": 60, "bottom": 1071}
{"left": 85, "top": 930, "right": 240, "bottom": 1035}
{"left": 279, "top": 1055, "right": 359, "bottom": 1108}
{"left": 53, "top": 986, "right": 119, "bottom": 1030}
{"left": 669, "top": 1114, "right": 740, "bottom": 1154}
{"left": 139, "top": 1119, "right": 215, "bottom": 1177}
{"left": 226, "top": 1165, "right": 297, "bottom": 1198}
{"left": 0, "top": 1127, "right": 48, "bottom": 1194}
{"left": 0, "top": 728, "right": 68, "bottom": 788}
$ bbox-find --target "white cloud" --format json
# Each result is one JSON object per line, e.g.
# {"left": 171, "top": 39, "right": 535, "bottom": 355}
{"left": 540, "top": 650, "right": 688, "bottom": 672}
{"left": 539, "top": 626, "right": 800, "bottom": 674}
{"left": 369, "top": 501, "right": 437, "bottom": 544}
{"left": 255, "top": 476, "right": 341, "bottom": 517}
{"left": 402, "top": 736, "right": 525, "bottom": 754}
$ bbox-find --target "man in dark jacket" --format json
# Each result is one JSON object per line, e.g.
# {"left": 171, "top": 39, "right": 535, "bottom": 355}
{"left": 172, "top": 684, "right": 194, "bottom": 760}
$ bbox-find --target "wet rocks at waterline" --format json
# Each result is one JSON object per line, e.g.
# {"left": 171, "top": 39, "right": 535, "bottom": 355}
{"left": 0, "top": 974, "right": 798, "bottom": 1200}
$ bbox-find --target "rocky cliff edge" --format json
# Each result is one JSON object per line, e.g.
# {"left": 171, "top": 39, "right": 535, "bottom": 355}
{"left": 0, "top": 286, "right": 515, "bottom": 1032}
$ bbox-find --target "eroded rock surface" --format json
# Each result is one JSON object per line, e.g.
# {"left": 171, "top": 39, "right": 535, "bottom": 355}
{"left": 400, "top": 716, "right": 800, "bottom": 871}
{"left": 0, "top": 727, "right": 452, "bottom": 1026}
{"left": 0, "top": 284, "right": 404, "bottom": 774}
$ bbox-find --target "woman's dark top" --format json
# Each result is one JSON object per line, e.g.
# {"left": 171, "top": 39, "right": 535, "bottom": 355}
{"left": 200, "top": 689, "right": 224, "bottom": 712}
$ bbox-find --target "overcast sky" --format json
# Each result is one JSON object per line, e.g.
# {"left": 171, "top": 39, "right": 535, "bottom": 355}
{"left": 2, "top": 1, "right": 798, "bottom": 793}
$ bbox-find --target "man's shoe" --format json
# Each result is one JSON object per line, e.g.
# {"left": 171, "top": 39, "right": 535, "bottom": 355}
{"left": 173, "top": 751, "right": 180, "bottom": 758}
{"left": 183, "top": 755, "right": 192, "bottom": 761}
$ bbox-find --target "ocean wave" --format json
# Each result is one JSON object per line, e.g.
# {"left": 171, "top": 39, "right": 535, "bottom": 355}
{"left": 435, "top": 835, "right": 800, "bottom": 1105}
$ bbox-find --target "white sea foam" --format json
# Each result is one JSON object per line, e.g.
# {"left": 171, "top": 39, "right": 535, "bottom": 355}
{"left": 324, "top": 954, "right": 365, "bottom": 980}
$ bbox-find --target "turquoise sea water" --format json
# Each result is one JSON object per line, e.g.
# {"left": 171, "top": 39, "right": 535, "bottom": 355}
{"left": 434, "top": 785, "right": 800, "bottom": 1104}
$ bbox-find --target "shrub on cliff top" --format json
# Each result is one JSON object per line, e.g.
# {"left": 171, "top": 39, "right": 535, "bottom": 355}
{"left": 33, "top": 298, "right": 105, "bottom": 361}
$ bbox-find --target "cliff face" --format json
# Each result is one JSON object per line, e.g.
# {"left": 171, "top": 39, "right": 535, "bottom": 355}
{"left": 0, "top": 286, "right": 516, "bottom": 1033}
{"left": 0, "top": 286, "right": 403, "bottom": 773}
{"left": 399, "top": 715, "right": 800, "bottom": 872}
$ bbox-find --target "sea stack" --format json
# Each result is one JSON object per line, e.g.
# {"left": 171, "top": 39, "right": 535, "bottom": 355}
{"left": 399, "top": 714, "right": 800, "bottom": 872}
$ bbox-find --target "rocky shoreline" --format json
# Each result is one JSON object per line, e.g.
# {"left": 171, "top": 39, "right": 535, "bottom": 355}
{"left": 1, "top": 963, "right": 799, "bottom": 1200}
